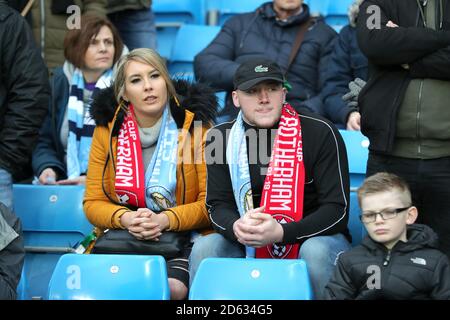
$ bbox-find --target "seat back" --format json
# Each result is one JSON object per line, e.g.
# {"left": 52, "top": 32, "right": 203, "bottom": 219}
{"left": 153, "top": 0, "right": 207, "bottom": 58}
{"left": 339, "top": 130, "right": 369, "bottom": 190}
{"left": 48, "top": 254, "right": 170, "bottom": 300}
{"left": 189, "top": 258, "right": 313, "bottom": 300}
{"left": 168, "top": 24, "right": 221, "bottom": 80}
{"left": 207, "top": 0, "right": 267, "bottom": 25}
{"left": 13, "top": 184, "right": 93, "bottom": 299}
{"left": 13, "top": 184, "right": 92, "bottom": 248}
{"left": 348, "top": 192, "right": 367, "bottom": 246}
{"left": 338, "top": 130, "right": 369, "bottom": 246}
{"left": 308, "top": 0, "right": 353, "bottom": 32}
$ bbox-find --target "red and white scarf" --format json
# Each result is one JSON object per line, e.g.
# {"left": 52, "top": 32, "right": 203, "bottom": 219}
{"left": 115, "top": 104, "right": 146, "bottom": 207}
{"left": 227, "top": 103, "right": 305, "bottom": 259}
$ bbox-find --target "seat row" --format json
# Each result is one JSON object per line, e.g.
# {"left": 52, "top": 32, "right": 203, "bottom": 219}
{"left": 14, "top": 129, "right": 368, "bottom": 299}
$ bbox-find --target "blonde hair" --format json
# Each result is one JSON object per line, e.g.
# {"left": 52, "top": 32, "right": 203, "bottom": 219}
{"left": 357, "top": 172, "right": 412, "bottom": 208}
{"left": 113, "top": 48, "right": 178, "bottom": 105}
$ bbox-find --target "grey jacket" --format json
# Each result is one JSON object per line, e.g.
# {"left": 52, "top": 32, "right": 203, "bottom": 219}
{"left": 0, "top": 203, "right": 25, "bottom": 300}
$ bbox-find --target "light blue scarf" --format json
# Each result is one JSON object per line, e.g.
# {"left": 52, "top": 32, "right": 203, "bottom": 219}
{"left": 145, "top": 106, "right": 179, "bottom": 212}
{"left": 66, "top": 68, "right": 112, "bottom": 179}
{"left": 226, "top": 111, "right": 255, "bottom": 258}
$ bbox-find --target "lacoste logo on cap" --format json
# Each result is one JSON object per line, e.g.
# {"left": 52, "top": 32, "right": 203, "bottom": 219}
{"left": 254, "top": 65, "right": 269, "bottom": 72}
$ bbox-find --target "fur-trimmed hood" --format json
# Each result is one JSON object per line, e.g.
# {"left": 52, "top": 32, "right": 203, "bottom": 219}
{"left": 348, "top": 0, "right": 364, "bottom": 27}
{"left": 90, "top": 79, "right": 218, "bottom": 130}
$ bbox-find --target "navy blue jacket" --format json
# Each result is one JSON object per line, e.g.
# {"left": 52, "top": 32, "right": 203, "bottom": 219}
{"left": 194, "top": 2, "right": 337, "bottom": 117}
{"left": 322, "top": 25, "right": 368, "bottom": 127}
{"left": 32, "top": 67, "right": 70, "bottom": 179}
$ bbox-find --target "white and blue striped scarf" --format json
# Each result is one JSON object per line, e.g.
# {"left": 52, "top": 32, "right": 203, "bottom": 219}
{"left": 226, "top": 111, "right": 255, "bottom": 258}
{"left": 145, "top": 106, "right": 179, "bottom": 212}
{"left": 66, "top": 69, "right": 112, "bottom": 179}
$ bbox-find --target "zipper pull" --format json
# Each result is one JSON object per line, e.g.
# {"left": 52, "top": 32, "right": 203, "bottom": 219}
{"left": 383, "top": 250, "right": 391, "bottom": 266}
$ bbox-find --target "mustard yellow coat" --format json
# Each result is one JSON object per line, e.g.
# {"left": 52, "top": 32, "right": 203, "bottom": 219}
{"left": 84, "top": 81, "right": 218, "bottom": 235}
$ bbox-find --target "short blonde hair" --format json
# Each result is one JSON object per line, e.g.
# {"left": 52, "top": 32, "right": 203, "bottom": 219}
{"left": 114, "top": 48, "right": 177, "bottom": 104}
{"left": 357, "top": 172, "right": 412, "bottom": 208}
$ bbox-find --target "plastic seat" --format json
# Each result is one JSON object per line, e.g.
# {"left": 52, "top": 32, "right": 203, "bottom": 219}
{"left": 206, "top": 0, "right": 267, "bottom": 25}
{"left": 189, "top": 258, "right": 313, "bottom": 300}
{"left": 153, "top": 0, "right": 207, "bottom": 59}
{"left": 48, "top": 254, "right": 169, "bottom": 300}
{"left": 348, "top": 192, "right": 367, "bottom": 246}
{"left": 308, "top": 0, "right": 353, "bottom": 32}
{"left": 338, "top": 130, "right": 369, "bottom": 246}
{"left": 339, "top": 130, "right": 369, "bottom": 190}
{"left": 13, "top": 184, "right": 93, "bottom": 299}
{"left": 168, "top": 24, "right": 221, "bottom": 80}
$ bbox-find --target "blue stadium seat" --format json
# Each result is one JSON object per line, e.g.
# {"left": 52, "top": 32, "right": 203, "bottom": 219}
{"left": 339, "top": 130, "right": 369, "bottom": 190}
{"left": 189, "top": 258, "right": 313, "bottom": 300}
{"left": 308, "top": 0, "right": 353, "bottom": 32}
{"left": 48, "top": 254, "right": 170, "bottom": 300}
{"left": 16, "top": 268, "right": 26, "bottom": 300}
{"left": 168, "top": 24, "right": 220, "bottom": 80}
{"left": 348, "top": 191, "right": 367, "bottom": 246}
{"left": 338, "top": 130, "right": 369, "bottom": 246}
{"left": 206, "top": 0, "right": 267, "bottom": 25}
{"left": 153, "top": 0, "right": 207, "bottom": 59}
{"left": 13, "top": 185, "right": 92, "bottom": 247}
{"left": 13, "top": 184, "right": 93, "bottom": 299}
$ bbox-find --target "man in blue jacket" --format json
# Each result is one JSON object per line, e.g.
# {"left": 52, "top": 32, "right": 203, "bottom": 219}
{"left": 194, "top": 0, "right": 337, "bottom": 121}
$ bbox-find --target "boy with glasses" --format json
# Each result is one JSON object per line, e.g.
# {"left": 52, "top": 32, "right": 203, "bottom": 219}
{"left": 325, "top": 172, "right": 450, "bottom": 299}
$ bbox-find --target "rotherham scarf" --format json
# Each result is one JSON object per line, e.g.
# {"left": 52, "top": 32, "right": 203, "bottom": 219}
{"left": 115, "top": 105, "right": 178, "bottom": 211}
{"left": 227, "top": 103, "right": 305, "bottom": 258}
{"left": 67, "top": 68, "right": 112, "bottom": 179}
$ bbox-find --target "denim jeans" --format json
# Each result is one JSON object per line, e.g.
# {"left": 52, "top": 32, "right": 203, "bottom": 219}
{"left": 0, "top": 168, "right": 13, "bottom": 210}
{"left": 108, "top": 8, "right": 157, "bottom": 50}
{"left": 189, "top": 233, "right": 351, "bottom": 299}
{"left": 367, "top": 153, "right": 450, "bottom": 257}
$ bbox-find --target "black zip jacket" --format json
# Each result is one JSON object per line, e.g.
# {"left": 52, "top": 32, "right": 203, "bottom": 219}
{"left": 205, "top": 111, "right": 350, "bottom": 245}
{"left": 356, "top": 0, "right": 450, "bottom": 153}
{"left": 325, "top": 224, "right": 450, "bottom": 300}
{"left": 0, "top": 2, "right": 50, "bottom": 180}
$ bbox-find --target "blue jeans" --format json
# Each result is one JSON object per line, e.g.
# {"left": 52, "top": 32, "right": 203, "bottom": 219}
{"left": 108, "top": 8, "right": 157, "bottom": 50}
{"left": 189, "top": 233, "right": 351, "bottom": 300}
{"left": 0, "top": 168, "right": 13, "bottom": 210}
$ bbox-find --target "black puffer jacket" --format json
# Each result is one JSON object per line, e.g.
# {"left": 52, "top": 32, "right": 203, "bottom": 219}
{"left": 325, "top": 224, "right": 450, "bottom": 300}
{"left": 0, "top": 2, "right": 50, "bottom": 180}
{"left": 194, "top": 2, "right": 336, "bottom": 118}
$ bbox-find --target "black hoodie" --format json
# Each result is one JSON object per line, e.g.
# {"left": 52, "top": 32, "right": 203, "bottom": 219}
{"left": 325, "top": 224, "right": 450, "bottom": 300}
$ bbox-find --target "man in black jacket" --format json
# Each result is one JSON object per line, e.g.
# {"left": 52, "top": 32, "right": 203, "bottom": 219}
{"left": 190, "top": 59, "right": 351, "bottom": 300}
{"left": 325, "top": 173, "right": 450, "bottom": 300}
{"left": 357, "top": 0, "right": 450, "bottom": 257}
{"left": 0, "top": 202, "right": 25, "bottom": 300}
{"left": 194, "top": 0, "right": 336, "bottom": 121}
{"left": 0, "top": 0, "right": 50, "bottom": 208}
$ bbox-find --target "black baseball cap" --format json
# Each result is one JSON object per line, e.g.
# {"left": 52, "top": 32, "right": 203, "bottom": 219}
{"left": 233, "top": 59, "right": 285, "bottom": 91}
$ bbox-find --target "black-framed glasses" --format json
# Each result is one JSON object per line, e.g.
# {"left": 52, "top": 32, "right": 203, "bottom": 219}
{"left": 359, "top": 206, "right": 411, "bottom": 223}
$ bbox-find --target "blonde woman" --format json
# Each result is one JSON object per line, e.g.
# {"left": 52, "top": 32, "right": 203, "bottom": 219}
{"left": 84, "top": 48, "right": 217, "bottom": 299}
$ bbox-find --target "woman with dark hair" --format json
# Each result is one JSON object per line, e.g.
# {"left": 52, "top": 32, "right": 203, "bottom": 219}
{"left": 84, "top": 48, "right": 217, "bottom": 299}
{"left": 33, "top": 14, "right": 124, "bottom": 185}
